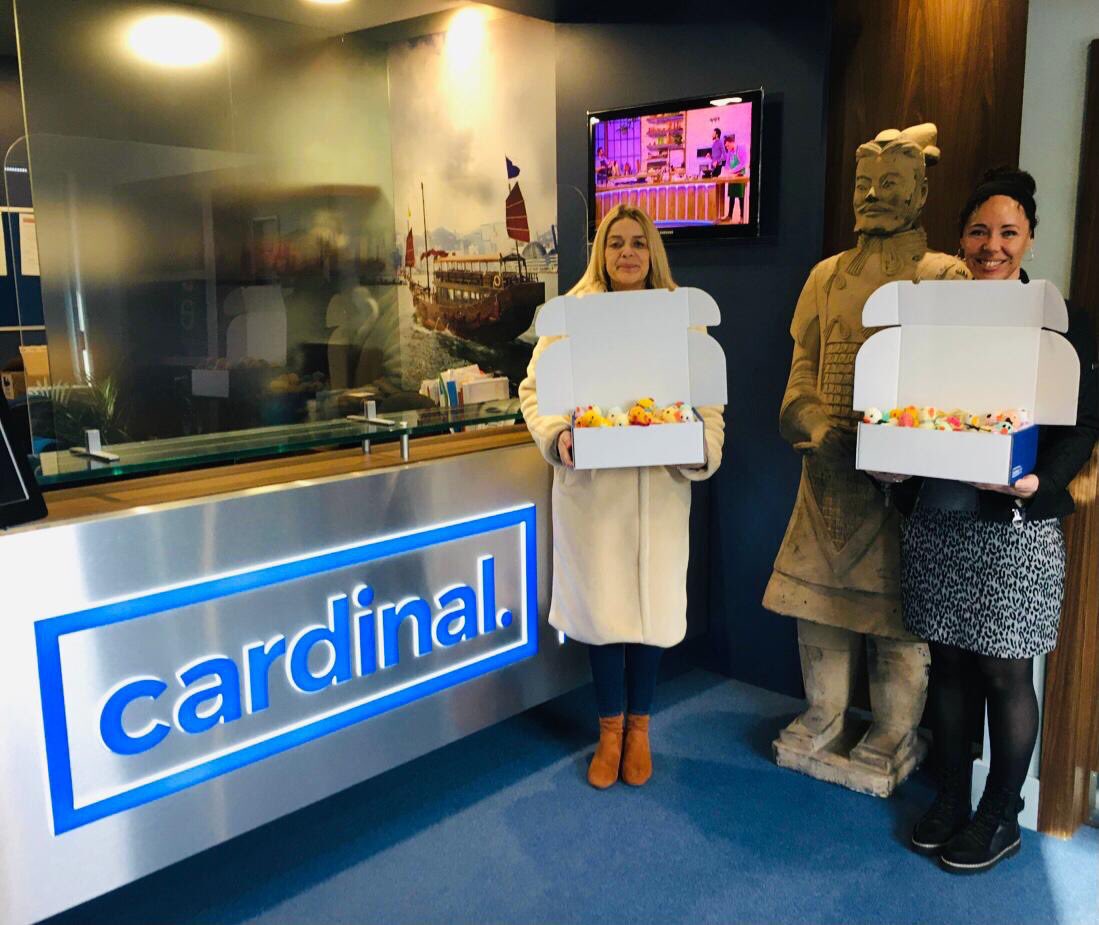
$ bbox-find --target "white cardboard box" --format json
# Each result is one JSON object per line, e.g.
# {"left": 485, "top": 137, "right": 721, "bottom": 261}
{"left": 534, "top": 287, "right": 727, "bottom": 469}
{"left": 461, "top": 376, "right": 509, "bottom": 405}
{"left": 852, "top": 280, "right": 1079, "bottom": 485}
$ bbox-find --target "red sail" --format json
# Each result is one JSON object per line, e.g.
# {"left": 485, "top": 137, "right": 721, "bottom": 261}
{"left": 505, "top": 183, "right": 531, "bottom": 243}
{"left": 404, "top": 228, "right": 415, "bottom": 267}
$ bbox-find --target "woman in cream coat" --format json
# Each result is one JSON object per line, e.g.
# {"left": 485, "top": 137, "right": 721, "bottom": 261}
{"left": 519, "top": 204, "right": 725, "bottom": 789}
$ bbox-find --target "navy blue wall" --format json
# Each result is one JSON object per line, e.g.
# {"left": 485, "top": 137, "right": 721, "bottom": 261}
{"left": 555, "top": 11, "right": 832, "bottom": 696}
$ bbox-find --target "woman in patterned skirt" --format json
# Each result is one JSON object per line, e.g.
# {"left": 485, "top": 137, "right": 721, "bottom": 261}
{"left": 876, "top": 168, "right": 1099, "bottom": 873}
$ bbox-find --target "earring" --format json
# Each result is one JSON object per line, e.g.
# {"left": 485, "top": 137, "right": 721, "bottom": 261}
{"left": 1027, "top": 246, "right": 1037, "bottom": 260}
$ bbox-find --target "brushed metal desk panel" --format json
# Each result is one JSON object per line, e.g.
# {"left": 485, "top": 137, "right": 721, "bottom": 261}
{"left": 0, "top": 444, "right": 587, "bottom": 924}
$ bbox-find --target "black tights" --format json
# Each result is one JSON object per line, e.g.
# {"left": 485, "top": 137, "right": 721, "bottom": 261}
{"left": 928, "top": 641, "right": 1038, "bottom": 796}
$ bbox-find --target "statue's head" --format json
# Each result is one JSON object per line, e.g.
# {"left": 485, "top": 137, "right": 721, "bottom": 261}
{"left": 853, "top": 123, "right": 940, "bottom": 236}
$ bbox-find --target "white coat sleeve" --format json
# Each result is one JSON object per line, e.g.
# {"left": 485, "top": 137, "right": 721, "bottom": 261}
{"left": 677, "top": 404, "right": 725, "bottom": 481}
{"left": 518, "top": 335, "right": 569, "bottom": 466}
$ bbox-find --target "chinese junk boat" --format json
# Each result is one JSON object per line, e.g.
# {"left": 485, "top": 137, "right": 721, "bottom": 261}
{"left": 410, "top": 175, "right": 545, "bottom": 345}
{"left": 411, "top": 253, "right": 544, "bottom": 345}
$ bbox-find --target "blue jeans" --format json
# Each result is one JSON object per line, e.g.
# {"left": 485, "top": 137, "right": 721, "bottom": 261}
{"left": 587, "top": 643, "right": 663, "bottom": 717}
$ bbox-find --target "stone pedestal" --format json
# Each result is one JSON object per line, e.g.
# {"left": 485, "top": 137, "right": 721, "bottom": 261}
{"left": 773, "top": 715, "right": 928, "bottom": 798}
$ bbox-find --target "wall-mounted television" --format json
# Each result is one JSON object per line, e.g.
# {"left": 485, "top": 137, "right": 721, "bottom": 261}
{"left": 588, "top": 88, "right": 763, "bottom": 242}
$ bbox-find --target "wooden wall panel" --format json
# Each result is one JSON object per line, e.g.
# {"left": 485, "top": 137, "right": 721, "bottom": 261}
{"left": 1039, "top": 39, "right": 1099, "bottom": 839}
{"left": 824, "top": 0, "right": 1029, "bottom": 258}
{"left": 1070, "top": 42, "right": 1099, "bottom": 340}
{"left": 1040, "top": 448, "right": 1099, "bottom": 836}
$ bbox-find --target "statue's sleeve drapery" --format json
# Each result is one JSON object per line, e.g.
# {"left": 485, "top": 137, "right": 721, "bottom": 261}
{"left": 778, "top": 262, "right": 832, "bottom": 447}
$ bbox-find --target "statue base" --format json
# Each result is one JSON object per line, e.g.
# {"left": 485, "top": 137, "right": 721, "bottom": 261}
{"left": 773, "top": 716, "right": 927, "bottom": 798}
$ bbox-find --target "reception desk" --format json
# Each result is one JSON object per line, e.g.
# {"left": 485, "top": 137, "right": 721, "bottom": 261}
{"left": 0, "top": 429, "right": 588, "bottom": 924}
{"left": 595, "top": 177, "right": 750, "bottom": 225}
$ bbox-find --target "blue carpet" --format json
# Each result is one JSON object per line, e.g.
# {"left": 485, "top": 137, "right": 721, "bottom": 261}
{"left": 46, "top": 670, "right": 1098, "bottom": 925}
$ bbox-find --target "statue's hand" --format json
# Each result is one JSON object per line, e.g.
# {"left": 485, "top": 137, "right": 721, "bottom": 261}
{"left": 797, "top": 423, "right": 856, "bottom": 463}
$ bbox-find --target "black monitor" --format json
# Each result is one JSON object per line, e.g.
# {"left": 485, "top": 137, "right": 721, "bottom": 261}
{"left": 588, "top": 87, "right": 764, "bottom": 242}
{"left": 0, "top": 395, "right": 46, "bottom": 528}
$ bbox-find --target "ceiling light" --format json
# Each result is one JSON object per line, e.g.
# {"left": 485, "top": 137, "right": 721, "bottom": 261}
{"left": 128, "top": 14, "right": 222, "bottom": 68}
{"left": 445, "top": 7, "right": 487, "bottom": 74}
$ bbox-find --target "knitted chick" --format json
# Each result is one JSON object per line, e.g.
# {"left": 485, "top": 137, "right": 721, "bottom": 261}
{"left": 628, "top": 403, "right": 654, "bottom": 426}
{"left": 676, "top": 402, "right": 697, "bottom": 423}
{"left": 863, "top": 407, "right": 883, "bottom": 424}
{"left": 575, "top": 405, "right": 605, "bottom": 428}
{"left": 606, "top": 407, "right": 629, "bottom": 427}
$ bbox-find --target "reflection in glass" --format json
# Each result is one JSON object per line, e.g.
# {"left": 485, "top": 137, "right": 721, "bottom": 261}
{"left": 15, "top": 0, "right": 424, "bottom": 452}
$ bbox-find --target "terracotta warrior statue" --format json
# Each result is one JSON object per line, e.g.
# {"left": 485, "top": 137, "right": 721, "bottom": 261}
{"left": 763, "top": 124, "right": 969, "bottom": 796}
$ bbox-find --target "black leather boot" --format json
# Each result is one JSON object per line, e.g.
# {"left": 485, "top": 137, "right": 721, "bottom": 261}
{"left": 910, "top": 762, "right": 973, "bottom": 855}
{"left": 939, "top": 785, "right": 1023, "bottom": 874}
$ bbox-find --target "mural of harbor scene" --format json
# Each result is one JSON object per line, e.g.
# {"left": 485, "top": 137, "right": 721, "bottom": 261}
{"left": 387, "top": 12, "right": 557, "bottom": 392}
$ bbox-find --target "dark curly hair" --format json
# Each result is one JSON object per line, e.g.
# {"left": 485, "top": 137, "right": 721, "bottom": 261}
{"left": 957, "top": 167, "right": 1038, "bottom": 238}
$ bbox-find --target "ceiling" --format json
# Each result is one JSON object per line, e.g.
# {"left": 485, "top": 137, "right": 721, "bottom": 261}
{"left": 184, "top": 0, "right": 465, "bottom": 36}
{"left": 0, "top": 0, "right": 556, "bottom": 60}
{"left": 0, "top": 0, "right": 654, "bottom": 61}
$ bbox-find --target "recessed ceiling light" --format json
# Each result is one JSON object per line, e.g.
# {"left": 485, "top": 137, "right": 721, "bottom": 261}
{"left": 303, "top": 0, "right": 352, "bottom": 5}
{"left": 128, "top": 14, "right": 222, "bottom": 68}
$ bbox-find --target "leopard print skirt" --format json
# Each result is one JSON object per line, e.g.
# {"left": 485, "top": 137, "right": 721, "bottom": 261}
{"left": 900, "top": 509, "right": 1066, "bottom": 658}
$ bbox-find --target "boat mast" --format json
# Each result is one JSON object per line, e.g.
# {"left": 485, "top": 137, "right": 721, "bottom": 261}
{"left": 421, "top": 180, "right": 431, "bottom": 292}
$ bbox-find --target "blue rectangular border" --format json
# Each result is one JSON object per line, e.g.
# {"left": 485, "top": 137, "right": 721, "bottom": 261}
{"left": 35, "top": 505, "right": 538, "bottom": 835}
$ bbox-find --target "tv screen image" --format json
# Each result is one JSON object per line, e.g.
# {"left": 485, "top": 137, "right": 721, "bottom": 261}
{"left": 589, "top": 88, "right": 763, "bottom": 242}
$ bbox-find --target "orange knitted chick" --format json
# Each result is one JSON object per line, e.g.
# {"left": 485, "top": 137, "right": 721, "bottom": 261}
{"left": 576, "top": 405, "right": 605, "bottom": 428}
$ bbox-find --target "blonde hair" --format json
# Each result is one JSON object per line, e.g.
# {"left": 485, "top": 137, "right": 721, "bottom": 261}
{"left": 568, "top": 204, "right": 677, "bottom": 295}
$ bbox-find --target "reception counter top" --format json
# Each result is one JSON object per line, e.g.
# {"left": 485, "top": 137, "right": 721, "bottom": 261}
{"left": 2, "top": 428, "right": 586, "bottom": 924}
{"left": 34, "top": 425, "right": 533, "bottom": 525}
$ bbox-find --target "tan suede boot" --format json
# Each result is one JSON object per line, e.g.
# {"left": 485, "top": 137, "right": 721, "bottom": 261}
{"left": 587, "top": 714, "right": 624, "bottom": 789}
{"left": 621, "top": 713, "right": 652, "bottom": 786}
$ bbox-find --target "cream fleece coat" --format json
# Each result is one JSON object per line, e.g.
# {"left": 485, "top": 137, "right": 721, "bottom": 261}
{"left": 519, "top": 335, "right": 725, "bottom": 648}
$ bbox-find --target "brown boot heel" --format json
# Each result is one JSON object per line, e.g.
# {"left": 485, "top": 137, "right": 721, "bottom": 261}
{"left": 587, "top": 714, "right": 624, "bottom": 789}
{"left": 622, "top": 713, "right": 652, "bottom": 786}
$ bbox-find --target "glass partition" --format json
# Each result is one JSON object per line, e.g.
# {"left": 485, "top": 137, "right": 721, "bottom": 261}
{"left": 14, "top": 0, "right": 417, "bottom": 456}
{"left": 11, "top": 1, "right": 555, "bottom": 488}
{"left": 36, "top": 398, "right": 522, "bottom": 488}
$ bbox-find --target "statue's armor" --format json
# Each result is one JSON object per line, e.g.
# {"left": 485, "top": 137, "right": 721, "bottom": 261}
{"left": 763, "top": 229, "right": 969, "bottom": 638}
{"left": 811, "top": 315, "right": 879, "bottom": 550}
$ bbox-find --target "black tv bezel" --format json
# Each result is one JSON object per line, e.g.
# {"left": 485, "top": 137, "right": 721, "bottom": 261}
{"left": 0, "top": 394, "right": 47, "bottom": 529}
{"left": 587, "top": 87, "right": 764, "bottom": 244}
